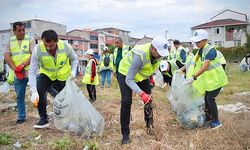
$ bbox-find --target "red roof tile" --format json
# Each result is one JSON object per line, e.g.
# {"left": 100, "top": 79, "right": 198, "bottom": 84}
{"left": 192, "top": 19, "right": 249, "bottom": 29}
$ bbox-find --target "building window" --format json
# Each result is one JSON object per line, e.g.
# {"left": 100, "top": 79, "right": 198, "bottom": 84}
{"left": 215, "top": 28, "right": 220, "bottom": 34}
{"left": 90, "top": 44, "right": 98, "bottom": 49}
{"left": 214, "top": 41, "right": 222, "bottom": 47}
{"left": 90, "top": 35, "right": 98, "bottom": 41}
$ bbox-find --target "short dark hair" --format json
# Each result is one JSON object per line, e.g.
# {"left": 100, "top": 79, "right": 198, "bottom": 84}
{"left": 173, "top": 40, "right": 180, "bottom": 45}
{"left": 13, "top": 22, "right": 24, "bottom": 31}
{"left": 41, "top": 30, "right": 58, "bottom": 42}
{"left": 116, "top": 37, "right": 123, "bottom": 42}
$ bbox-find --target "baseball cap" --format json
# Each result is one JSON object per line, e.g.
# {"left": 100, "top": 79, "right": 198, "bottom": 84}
{"left": 191, "top": 29, "right": 208, "bottom": 42}
{"left": 152, "top": 37, "right": 169, "bottom": 57}
{"left": 103, "top": 46, "right": 108, "bottom": 51}
{"left": 86, "top": 49, "right": 94, "bottom": 55}
{"left": 160, "top": 60, "right": 169, "bottom": 72}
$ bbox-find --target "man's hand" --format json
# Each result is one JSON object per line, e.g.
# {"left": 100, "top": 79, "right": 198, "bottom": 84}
{"left": 31, "top": 92, "right": 39, "bottom": 107}
{"left": 15, "top": 64, "right": 25, "bottom": 72}
{"left": 91, "top": 77, "right": 94, "bottom": 83}
{"left": 14, "top": 71, "right": 25, "bottom": 80}
{"left": 140, "top": 92, "right": 151, "bottom": 104}
{"left": 185, "top": 77, "right": 195, "bottom": 84}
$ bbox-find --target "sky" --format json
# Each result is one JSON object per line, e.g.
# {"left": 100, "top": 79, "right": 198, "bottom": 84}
{"left": 0, "top": 0, "right": 249, "bottom": 41}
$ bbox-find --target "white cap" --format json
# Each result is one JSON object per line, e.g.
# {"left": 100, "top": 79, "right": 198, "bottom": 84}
{"left": 191, "top": 29, "right": 208, "bottom": 42}
{"left": 86, "top": 49, "right": 94, "bottom": 55}
{"left": 103, "top": 46, "right": 108, "bottom": 51}
{"left": 160, "top": 60, "right": 169, "bottom": 72}
{"left": 152, "top": 37, "right": 169, "bottom": 57}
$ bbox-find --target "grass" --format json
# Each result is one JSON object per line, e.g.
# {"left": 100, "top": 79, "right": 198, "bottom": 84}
{"left": 49, "top": 135, "right": 75, "bottom": 150}
{"left": 0, "top": 133, "right": 13, "bottom": 145}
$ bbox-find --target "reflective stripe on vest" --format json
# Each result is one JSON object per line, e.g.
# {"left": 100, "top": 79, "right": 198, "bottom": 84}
{"left": 9, "top": 35, "right": 31, "bottom": 70}
{"left": 118, "top": 43, "right": 160, "bottom": 82}
{"left": 37, "top": 40, "right": 71, "bottom": 81}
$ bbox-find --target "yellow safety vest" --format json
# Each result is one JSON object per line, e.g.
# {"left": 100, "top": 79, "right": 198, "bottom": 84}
{"left": 82, "top": 59, "right": 99, "bottom": 85}
{"left": 9, "top": 35, "right": 31, "bottom": 70}
{"left": 99, "top": 53, "right": 114, "bottom": 71}
{"left": 217, "top": 50, "right": 226, "bottom": 65}
{"left": 163, "top": 60, "right": 179, "bottom": 77}
{"left": 113, "top": 45, "right": 129, "bottom": 65}
{"left": 7, "top": 70, "right": 14, "bottom": 84}
{"left": 37, "top": 40, "right": 71, "bottom": 81}
{"left": 187, "top": 44, "right": 228, "bottom": 95}
{"left": 119, "top": 43, "right": 160, "bottom": 82}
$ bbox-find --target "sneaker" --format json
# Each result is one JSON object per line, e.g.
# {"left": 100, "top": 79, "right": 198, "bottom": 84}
{"left": 210, "top": 120, "right": 222, "bottom": 130}
{"left": 16, "top": 119, "right": 26, "bottom": 124}
{"left": 33, "top": 119, "right": 49, "bottom": 129}
{"left": 121, "top": 135, "right": 130, "bottom": 145}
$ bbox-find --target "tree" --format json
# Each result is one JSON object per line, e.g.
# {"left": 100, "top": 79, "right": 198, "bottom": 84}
{"left": 245, "top": 33, "right": 250, "bottom": 49}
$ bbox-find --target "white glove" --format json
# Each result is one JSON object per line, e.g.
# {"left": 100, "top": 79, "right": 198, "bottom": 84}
{"left": 185, "top": 77, "right": 195, "bottom": 85}
{"left": 70, "top": 71, "right": 76, "bottom": 80}
{"left": 31, "top": 92, "right": 39, "bottom": 107}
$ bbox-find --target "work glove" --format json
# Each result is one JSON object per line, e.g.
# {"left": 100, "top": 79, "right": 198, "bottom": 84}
{"left": 176, "top": 69, "right": 183, "bottom": 74}
{"left": 15, "top": 64, "right": 25, "bottom": 72}
{"left": 185, "top": 77, "right": 195, "bottom": 85}
{"left": 30, "top": 92, "right": 39, "bottom": 107}
{"left": 149, "top": 76, "right": 155, "bottom": 89}
{"left": 91, "top": 77, "right": 94, "bottom": 83}
{"left": 70, "top": 72, "right": 76, "bottom": 80}
{"left": 14, "top": 71, "right": 25, "bottom": 80}
{"left": 140, "top": 92, "right": 151, "bottom": 104}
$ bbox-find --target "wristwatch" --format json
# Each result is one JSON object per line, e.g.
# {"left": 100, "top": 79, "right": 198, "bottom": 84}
{"left": 192, "top": 75, "right": 197, "bottom": 80}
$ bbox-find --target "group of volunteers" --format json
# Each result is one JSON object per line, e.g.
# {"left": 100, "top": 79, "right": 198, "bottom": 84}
{"left": 3, "top": 21, "right": 228, "bottom": 145}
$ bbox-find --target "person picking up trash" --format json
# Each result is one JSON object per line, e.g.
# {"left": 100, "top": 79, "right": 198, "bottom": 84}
{"left": 117, "top": 37, "right": 169, "bottom": 144}
{"left": 82, "top": 49, "right": 99, "bottom": 103}
{"left": 183, "top": 29, "right": 228, "bottom": 129}
{"left": 29, "top": 30, "right": 78, "bottom": 128}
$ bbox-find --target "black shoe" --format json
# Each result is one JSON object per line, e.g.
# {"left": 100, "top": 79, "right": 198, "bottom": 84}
{"left": 16, "top": 119, "right": 26, "bottom": 124}
{"left": 33, "top": 119, "right": 49, "bottom": 129}
{"left": 121, "top": 135, "right": 130, "bottom": 144}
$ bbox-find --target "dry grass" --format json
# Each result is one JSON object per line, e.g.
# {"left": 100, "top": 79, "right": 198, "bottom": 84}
{"left": 0, "top": 63, "right": 250, "bottom": 150}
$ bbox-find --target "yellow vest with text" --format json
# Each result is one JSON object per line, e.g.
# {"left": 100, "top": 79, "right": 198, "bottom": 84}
{"left": 163, "top": 60, "right": 179, "bottom": 77}
{"left": 186, "top": 44, "right": 228, "bottom": 95}
{"left": 119, "top": 43, "right": 160, "bottom": 82}
{"left": 37, "top": 40, "right": 71, "bottom": 81}
{"left": 9, "top": 35, "right": 31, "bottom": 70}
{"left": 113, "top": 45, "right": 129, "bottom": 65}
{"left": 82, "top": 59, "right": 99, "bottom": 85}
{"left": 99, "top": 53, "right": 114, "bottom": 71}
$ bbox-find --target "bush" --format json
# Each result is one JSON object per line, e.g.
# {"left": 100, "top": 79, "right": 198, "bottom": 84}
{"left": 218, "top": 46, "right": 250, "bottom": 63}
{"left": 0, "top": 133, "right": 13, "bottom": 145}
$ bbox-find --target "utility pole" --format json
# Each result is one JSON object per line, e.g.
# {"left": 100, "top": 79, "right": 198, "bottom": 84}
{"left": 165, "top": 30, "right": 168, "bottom": 39}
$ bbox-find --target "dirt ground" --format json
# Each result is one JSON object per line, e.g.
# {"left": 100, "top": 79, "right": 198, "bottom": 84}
{"left": 0, "top": 64, "right": 250, "bottom": 150}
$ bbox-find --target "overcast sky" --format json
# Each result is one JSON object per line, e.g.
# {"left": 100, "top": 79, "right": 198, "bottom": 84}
{"left": 0, "top": 0, "right": 249, "bottom": 41}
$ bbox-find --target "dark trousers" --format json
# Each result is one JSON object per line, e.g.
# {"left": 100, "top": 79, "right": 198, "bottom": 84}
{"left": 162, "top": 74, "right": 172, "bottom": 86}
{"left": 86, "top": 84, "right": 96, "bottom": 101}
{"left": 37, "top": 74, "right": 66, "bottom": 121}
{"left": 117, "top": 72, "right": 153, "bottom": 137}
{"left": 204, "top": 87, "right": 221, "bottom": 121}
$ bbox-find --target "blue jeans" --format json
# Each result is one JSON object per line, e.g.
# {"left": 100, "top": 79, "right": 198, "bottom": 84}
{"left": 100, "top": 69, "right": 112, "bottom": 88}
{"left": 14, "top": 77, "right": 28, "bottom": 120}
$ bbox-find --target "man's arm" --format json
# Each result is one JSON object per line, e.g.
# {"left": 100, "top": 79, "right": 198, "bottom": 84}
{"left": 3, "top": 42, "right": 16, "bottom": 71}
{"left": 22, "top": 38, "right": 36, "bottom": 67}
{"left": 28, "top": 46, "right": 39, "bottom": 92}
{"left": 67, "top": 44, "right": 79, "bottom": 75}
{"left": 125, "top": 54, "right": 143, "bottom": 94}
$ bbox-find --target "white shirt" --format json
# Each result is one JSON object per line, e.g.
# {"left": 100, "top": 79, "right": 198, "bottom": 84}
{"left": 29, "top": 43, "right": 78, "bottom": 92}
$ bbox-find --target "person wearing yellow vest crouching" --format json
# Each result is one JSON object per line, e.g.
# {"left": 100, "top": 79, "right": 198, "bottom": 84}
{"left": 82, "top": 49, "right": 99, "bottom": 103}
{"left": 29, "top": 30, "right": 78, "bottom": 128}
{"left": 99, "top": 46, "right": 113, "bottom": 89}
{"left": 117, "top": 37, "right": 169, "bottom": 144}
{"left": 4, "top": 22, "right": 35, "bottom": 124}
{"left": 183, "top": 29, "right": 228, "bottom": 129}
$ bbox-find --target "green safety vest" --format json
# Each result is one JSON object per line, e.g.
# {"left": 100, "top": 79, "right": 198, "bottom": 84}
{"left": 82, "top": 58, "right": 99, "bottom": 85}
{"left": 37, "top": 40, "right": 71, "bottom": 81}
{"left": 162, "top": 60, "right": 179, "bottom": 77}
{"left": 186, "top": 43, "right": 228, "bottom": 95}
{"left": 113, "top": 45, "right": 129, "bottom": 65}
{"left": 119, "top": 43, "right": 160, "bottom": 82}
{"left": 9, "top": 35, "right": 31, "bottom": 70}
{"left": 99, "top": 53, "right": 114, "bottom": 72}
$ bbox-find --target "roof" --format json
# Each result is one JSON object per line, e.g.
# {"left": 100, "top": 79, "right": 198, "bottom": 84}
{"left": 211, "top": 9, "right": 248, "bottom": 21}
{"left": 10, "top": 19, "right": 66, "bottom": 26}
{"left": 191, "top": 19, "right": 249, "bottom": 29}
{"left": 94, "top": 27, "right": 130, "bottom": 33}
{"left": 0, "top": 29, "right": 11, "bottom": 33}
{"left": 35, "top": 34, "right": 89, "bottom": 42}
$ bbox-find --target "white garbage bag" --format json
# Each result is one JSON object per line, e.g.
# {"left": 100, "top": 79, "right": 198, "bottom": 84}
{"left": 53, "top": 79, "right": 105, "bottom": 136}
{"left": 0, "top": 82, "right": 10, "bottom": 93}
{"left": 153, "top": 70, "right": 164, "bottom": 88}
{"left": 167, "top": 72, "right": 205, "bottom": 129}
{"left": 240, "top": 57, "right": 249, "bottom": 72}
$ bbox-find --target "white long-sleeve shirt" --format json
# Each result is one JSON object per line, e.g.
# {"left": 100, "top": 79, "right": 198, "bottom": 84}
{"left": 29, "top": 43, "right": 78, "bottom": 92}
